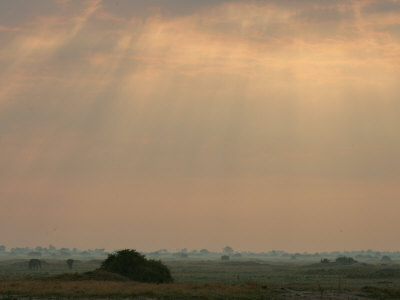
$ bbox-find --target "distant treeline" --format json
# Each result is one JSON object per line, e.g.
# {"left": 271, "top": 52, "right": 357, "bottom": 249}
{"left": 1, "top": 245, "right": 399, "bottom": 260}
{"left": 0, "top": 245, "right": 107, "bottom": 257}
{"left": 144, "top": 248, "right": 400, "bottom": 260}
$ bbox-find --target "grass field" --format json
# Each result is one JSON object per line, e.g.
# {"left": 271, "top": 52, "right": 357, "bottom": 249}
{"left": 1, "top": 257, "right": 400, "bottom": 299}
{"left": 0, "top": 280, "right": 288, "bottom": 299}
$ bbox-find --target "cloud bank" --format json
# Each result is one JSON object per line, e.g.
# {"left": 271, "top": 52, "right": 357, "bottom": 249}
{"left": 0, "top": 0, "right": 399, "bottom": 252}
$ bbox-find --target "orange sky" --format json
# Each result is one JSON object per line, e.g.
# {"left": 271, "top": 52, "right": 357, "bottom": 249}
{"left": 1, "top": 0, "right": 400, "bottom": 252}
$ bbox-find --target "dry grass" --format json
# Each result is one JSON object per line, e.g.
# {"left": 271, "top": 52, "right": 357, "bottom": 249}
{"left": 0, "top": 280, "right": 280, "bottom": 299}
{"left": 2, "top": 259, "right": 400, "bottom": 298}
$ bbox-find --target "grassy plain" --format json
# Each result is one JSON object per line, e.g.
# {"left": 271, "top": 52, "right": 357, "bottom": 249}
{"left": 1, "top": 257, "right": 400, "bottom": 299}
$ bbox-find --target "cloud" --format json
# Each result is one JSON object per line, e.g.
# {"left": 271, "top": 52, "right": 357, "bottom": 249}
{"left": 0, "top": 0, "right": 95, "bottom": 27}
{"left": 0, "top": 3, "right": 399, "bottom": 199}
{"left": 0, "top": 0, "right": 58, "bottom": 26}
{"left": 294, "top": 6, "right": 354, "bottom": 23}
{"left": 362, "top": 0, "right": 400, "bottom": 14}
{"left": 101, "top": 0, "right": 237, "bottom": 19}
{"left": 1, "top": 0, "right": 400, "bottom": 251}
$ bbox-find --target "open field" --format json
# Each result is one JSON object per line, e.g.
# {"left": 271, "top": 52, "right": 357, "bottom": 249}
{"left": 0, "top": 258, "right": 102, "bottom": 280}
{"left": 0, "top": 280, "right": 292, "bottom": 299}
{"left": 1, "top": 257, "right": 400, "bottom": 299}
{"left": 0, "top": 279, "right": 388, "bottom": 300}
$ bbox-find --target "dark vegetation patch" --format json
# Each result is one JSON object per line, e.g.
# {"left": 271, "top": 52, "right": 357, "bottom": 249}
{"left": 52, "top": 269, "right": 130, "bottom": 281}
{"left": 361, "top": 286, "right": 400, "bottom": 299}
{"left": 348, "top": 268, "right": 400, "bottom": 279}
{"left": 0, "top": 280, "right": 286, "bottom": 299}
{"left": 335, "top": 256, "right": 358, "bottom": 265}
{"left": 100, "top": 249, "right": 173, "bottom": 284}
{"left": 300, "top": 263, "right": 400, "bottom": 280}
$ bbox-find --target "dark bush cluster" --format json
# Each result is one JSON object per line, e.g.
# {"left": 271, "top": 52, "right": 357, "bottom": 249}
{"left": 335, "top": 256, "right": 357, "bottom": 265}
{"left": 320, "top": 258, "right": 330, "bottom": 264}
{"left": 100, "top": 249, "right": 173, "bottom": 283}
{"left": 381, "top": 255, "right": 392, "bottom": 262}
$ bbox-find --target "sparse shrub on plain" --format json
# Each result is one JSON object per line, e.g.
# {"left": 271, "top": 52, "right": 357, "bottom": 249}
{"left": 199, "top": 249, "right": 209, "bottom": 255}
{"left": 222, "top": 246, "right": 234, "bottom": 255}
{"left": 320, "top": 258, "right": 330, "bottom": 264}
{"left": 381, "top": 256, "right": 392, "bottom": 262}
{"left": 100, "top": 249, "right": 173, "bottom": 283}
{"left": 221, "top": 255, "right": 230, "bottom": 261}
{"left": 335, "top": 256, "right": 357, "bottom": 265}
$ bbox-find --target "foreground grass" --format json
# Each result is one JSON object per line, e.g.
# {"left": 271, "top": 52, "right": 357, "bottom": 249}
{"left": 3, "top": 279, "right": 400, "bottom": 299}
{"left": 0, "top": 280, "right": 284, "bottom": 299}
{"left": 3, "top": 259, "right": 400, "bottom": 298}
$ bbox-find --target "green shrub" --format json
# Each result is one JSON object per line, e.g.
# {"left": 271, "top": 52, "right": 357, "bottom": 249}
{"left": 100, "top": 249, "right": 173, "bottom": 283}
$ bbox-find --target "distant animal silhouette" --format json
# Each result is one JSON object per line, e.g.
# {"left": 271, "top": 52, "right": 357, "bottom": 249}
{"left": 66, "top": 259, "right": 74, "bottom": 269}
{"left": 29, "top": 259, "right": 41, "bottom": 270}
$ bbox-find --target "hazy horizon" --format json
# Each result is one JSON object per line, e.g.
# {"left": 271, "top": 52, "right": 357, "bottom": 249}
{"left": 2, "top": 244, "right": 400, "bottom": 254}
{"left": 1, "top": 0, "right": 400, "bottom": 253}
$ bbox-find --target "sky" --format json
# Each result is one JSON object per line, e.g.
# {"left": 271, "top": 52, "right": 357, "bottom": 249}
{"left": 1, "top": 0, "right": 400, "bottom": 253}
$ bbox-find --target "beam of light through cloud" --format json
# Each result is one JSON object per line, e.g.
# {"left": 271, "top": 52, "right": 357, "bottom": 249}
{"left": 0, "top": 0, "right": 400, "bottom": 252}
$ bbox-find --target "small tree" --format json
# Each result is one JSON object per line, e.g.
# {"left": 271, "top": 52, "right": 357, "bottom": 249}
{"left": 101, "top": 249, "right": 173, "bottom": 283}
{"left": 223, "top": 246, "right": 234, "bottom": 255}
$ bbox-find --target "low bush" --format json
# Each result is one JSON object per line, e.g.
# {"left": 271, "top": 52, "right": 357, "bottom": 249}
{"left": 335, "top": 256, "right": 357, "bottom": 265}
{"left": 100, "top": 249, "right": 173, "bottom": 283}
